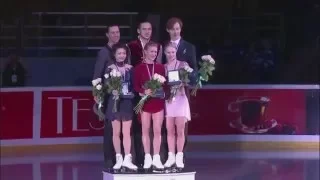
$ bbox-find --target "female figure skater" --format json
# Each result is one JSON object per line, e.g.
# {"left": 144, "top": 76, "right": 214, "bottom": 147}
{"left": 105, "top": 43, "right": 138, "bottom": 172}
{"left": 133, "top": 41, "right": 166, "bottom": 171}
{"left": 163, "top": 43, "right": 191, "bottom": 170}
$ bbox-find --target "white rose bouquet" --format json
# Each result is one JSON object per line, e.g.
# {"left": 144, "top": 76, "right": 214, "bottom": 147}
{"left": 104, "top": 69, "right": 122, "bottom": 112}
{"left": 179, "top": 65, "right": 194, "bottom": 84}
{"left": 92, "top": 78, "right": 105, "bottom": 120}
{"left": 134, "top": 73, "right": 166, "bottom": 114}
{"left": 191, "top": 55, "right": 216, "bottom": 96}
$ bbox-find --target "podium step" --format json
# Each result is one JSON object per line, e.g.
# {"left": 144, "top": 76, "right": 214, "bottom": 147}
{"left": 103, "top": 171, "right": 196, "bottom": 180}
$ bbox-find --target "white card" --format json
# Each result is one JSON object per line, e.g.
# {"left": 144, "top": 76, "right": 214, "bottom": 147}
{"left": 168, "top": 70, "right": 180, "bottom": 82}
{"left": 122, "top": 83, "right": 129, "bottom": 95}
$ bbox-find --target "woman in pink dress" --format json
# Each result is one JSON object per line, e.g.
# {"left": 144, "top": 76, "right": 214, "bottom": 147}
{"left": 163, "top": 43, "right": 191, "bottom": 169}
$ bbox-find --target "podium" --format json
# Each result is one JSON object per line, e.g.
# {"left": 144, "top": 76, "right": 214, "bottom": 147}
{"left": 103, "top": 171, "right": 196, "bottom": 180}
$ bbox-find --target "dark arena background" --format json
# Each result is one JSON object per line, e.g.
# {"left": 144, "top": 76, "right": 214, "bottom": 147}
{"left": 0, "top": 0, "right": 319, "bottom": 180}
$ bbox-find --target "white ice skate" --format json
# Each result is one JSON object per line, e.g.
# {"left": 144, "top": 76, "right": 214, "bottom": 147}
{"left": 152, "top": 154, "right": 164, "bottom": 171}
{"left": 143, "top": 154, "right": 152, "bottom": 169}
{"left": 122, "top": 154, "right": 138, "bottom": 172}
{"left": 164, "top": 152, "right": 176, "bottom": 168}
{"left": 113, "top": 154, "right": 123, "bottom": 171}
{"left": 175, "top": 152, "right": 184, "bottom": 169}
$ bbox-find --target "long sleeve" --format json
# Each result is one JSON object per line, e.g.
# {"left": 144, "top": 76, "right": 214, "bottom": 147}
{"left": 93, "top": 48, "right": 110, "bottom": 79}
{"left": 133, "top": 66, "right": 144, "bottom": 94}
{"left": 189, "top": 44, "right": 198, "bottom": 72}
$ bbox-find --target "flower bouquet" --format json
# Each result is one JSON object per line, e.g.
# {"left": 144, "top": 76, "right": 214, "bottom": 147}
{"left": 92, "top": 78, "right": 105, "bottom": 120}
{"left": 134, "top": 73, "right": 166, "bottom": 114}
{"left": 104, "top": 69, "right": 122, "bottom": 112}
{"left": 168, "top": 65, "right": 194, "bottom": 102}
{"left": 191, "top": 55, "right": 216, "bottom": 96}
{"left": 179, "top": 65, "right": 194, "bottom": 84}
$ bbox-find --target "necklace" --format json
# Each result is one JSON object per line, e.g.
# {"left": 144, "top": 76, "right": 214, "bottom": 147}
{"left": 145, "top": 61, "right": 155, "bottom": 80}
{"left": 167, "top": 60, "right": 179, "bottom": 71}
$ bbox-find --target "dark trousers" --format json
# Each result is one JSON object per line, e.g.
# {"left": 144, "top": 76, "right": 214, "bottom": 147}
{"left": 132, "top": 96, "right": 145, "bottom": 167}
{"left": 160, "top": 122, "right": 169, "bottom": 163}
{"left": 132, "top": 113, "right": 145, "bottom": 167}
{"left": 103, "top": 120, "right": 116, "bottom": 168}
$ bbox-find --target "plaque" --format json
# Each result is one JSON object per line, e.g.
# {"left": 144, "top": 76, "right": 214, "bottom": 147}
{"left": 121, "top": 82, "right": 134, "bottom": 99}
{"left": 122, "top": 82, "right": 129, "bottom": 95}
{"left": 151, "top": 89, "right": 165, "bottom": 99}
{"left": 167, "top": 70, "right": 182, "bottom": 86}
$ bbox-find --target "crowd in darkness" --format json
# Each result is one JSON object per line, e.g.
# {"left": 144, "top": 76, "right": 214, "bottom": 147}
{"left": 1, "top": 4, "right": 319, "bottom": 87}
{"left": 0, "top": 37, "right": 279, "bottom": 87}
{"left": 199, "top": 37, "right": 278, "bottom": 84}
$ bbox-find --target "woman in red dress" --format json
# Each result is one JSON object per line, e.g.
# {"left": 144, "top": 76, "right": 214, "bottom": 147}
{"left": 133, "top": 42, "right": 166, "bottom": 170}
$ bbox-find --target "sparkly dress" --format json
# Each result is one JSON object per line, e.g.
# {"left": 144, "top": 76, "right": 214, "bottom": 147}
{"left": 106, "top": 65, "right": 134, "bottom": 121}
{"left": 165, "top": 60, "right": 191, "bottom": 121}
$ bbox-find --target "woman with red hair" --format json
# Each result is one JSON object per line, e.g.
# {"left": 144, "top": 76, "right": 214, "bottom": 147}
{"left": 133, "top": 41, "right": 166, "bottom": 171}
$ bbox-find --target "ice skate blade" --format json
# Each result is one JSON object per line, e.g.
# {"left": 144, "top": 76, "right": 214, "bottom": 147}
{"left": 152, "top": 166, "right": 165, "bottom": 173}
{"left": 112, "top": 168, "right": 122, "bottom": 174}
{"left": 121, "top": 166, "right": 138, "bottom": 173}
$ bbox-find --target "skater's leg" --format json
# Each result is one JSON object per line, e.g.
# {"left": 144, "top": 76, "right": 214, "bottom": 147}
{"left": 122, "top": 120, "right": 132, "bottom": 155}
{"left": 112, "top": 120, "right": 123, "bottom": 170}
{"left": 152, "top": 110, "right": 164, "bottom": 155}
{"left": 164, "top": 117, "right": 176, "bottom": 168}
{"left": 166, "top": 117, "right": 176, "bottom": 153}
{"left": 112, "top": 120, "right": 122, "bottom": 154}
{"left": 141, "top": 112, "right": 152, "bottom": 154}
{"left": 151, "top": 110, "right": 164, "bottom": 170}
{"left": 122, "top": 120, "right": 138, "bottom": 171}
{"left": 141, "top": 111, "right": 153, "bottom": 169}
{"left": 175, "top": 117, "right": 186, "bottom": 169}
{"left": 176, "top": 118, "right": 186, "bottom": 153}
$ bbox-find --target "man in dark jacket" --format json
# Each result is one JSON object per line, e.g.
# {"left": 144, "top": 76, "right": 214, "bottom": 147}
{"left": 162, "top": 17, "right": 198, "bottom": 165}
{"left": 92, "top": 25, "right": 120, "bottom": 170}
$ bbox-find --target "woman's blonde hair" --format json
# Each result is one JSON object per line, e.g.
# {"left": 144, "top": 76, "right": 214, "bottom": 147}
{"left": 164, "top": 42, "right": 177, "bottom": 51}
